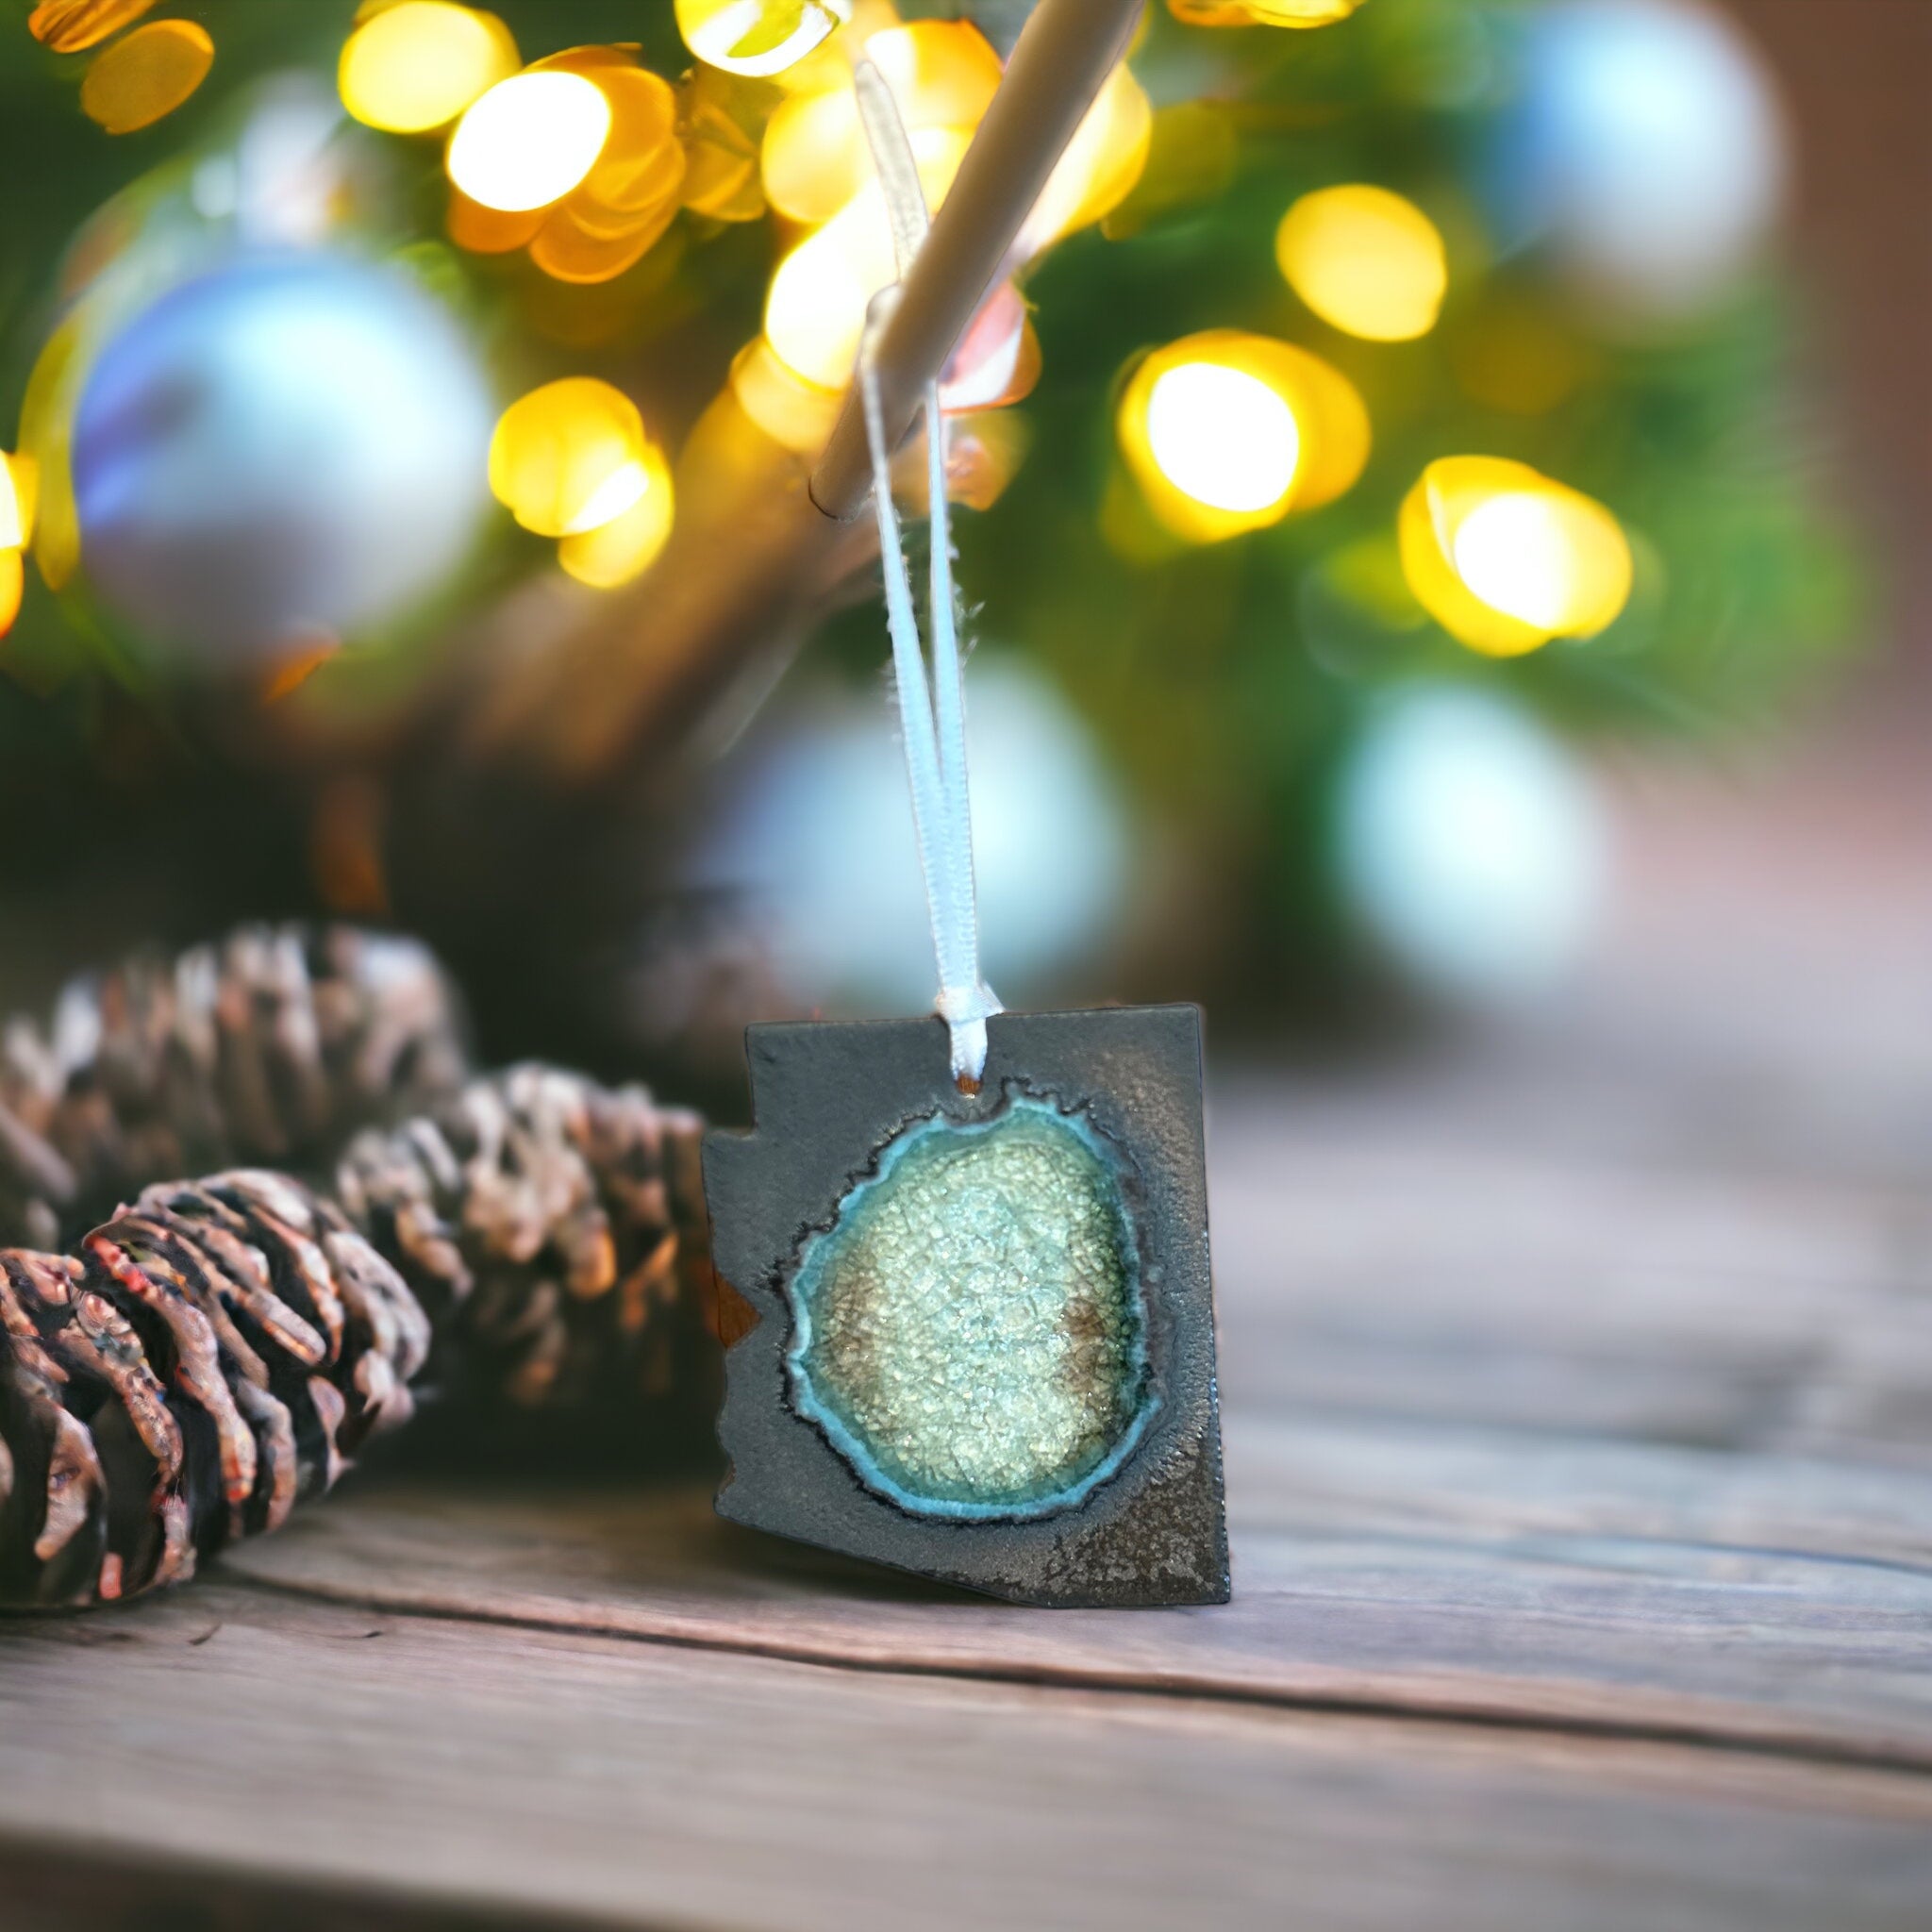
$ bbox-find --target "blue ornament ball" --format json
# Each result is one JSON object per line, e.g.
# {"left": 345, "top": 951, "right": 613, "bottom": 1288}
{"left": 692, "top": 658, "right": 1133, "bottom": 1014}
{"left": 1487, "top": 0, "right": 1786, "bottom": 316}
{"left": 72, "top": 251, "right": 493, "bottom": 668}
{"left": 1332, "top": 685, "right": 1609, "bottom": 1008}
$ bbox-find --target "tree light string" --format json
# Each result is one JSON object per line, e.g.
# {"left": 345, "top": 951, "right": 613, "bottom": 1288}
{"left": 855, "top": 57, "right": 999, "bottom": 1089}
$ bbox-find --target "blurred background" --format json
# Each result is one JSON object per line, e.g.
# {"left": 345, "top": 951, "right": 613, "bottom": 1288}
{"left": 0, "top": 0, "right": 1924, "bottom": 1110}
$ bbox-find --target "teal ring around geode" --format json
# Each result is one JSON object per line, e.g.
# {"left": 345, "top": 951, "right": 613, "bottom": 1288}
{"left": 785, "top": 1097, "right": 1158, "bottom": 1520}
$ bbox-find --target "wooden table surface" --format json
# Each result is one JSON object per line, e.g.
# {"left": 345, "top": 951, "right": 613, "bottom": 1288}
{"left": 5, "top": 747, "right": 1932, "bottom": 1930}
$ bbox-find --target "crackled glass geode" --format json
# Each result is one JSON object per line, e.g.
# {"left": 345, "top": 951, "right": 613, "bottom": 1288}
{"left": 786, "top": 1099, "right": 1153, "bottom": 1518}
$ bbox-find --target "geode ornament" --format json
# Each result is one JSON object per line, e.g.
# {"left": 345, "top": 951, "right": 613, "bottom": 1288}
{"left": 704, "top": 1007, "right": 1228, "bottom": 1607}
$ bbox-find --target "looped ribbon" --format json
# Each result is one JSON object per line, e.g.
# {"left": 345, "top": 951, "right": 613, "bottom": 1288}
{"left": 854, "top": 58, "right": 1002, "bottom": 1088}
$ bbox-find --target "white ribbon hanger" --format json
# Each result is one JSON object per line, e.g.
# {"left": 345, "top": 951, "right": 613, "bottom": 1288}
{"left": 853, "top": 58, "right": 1002, "bottom": 1088}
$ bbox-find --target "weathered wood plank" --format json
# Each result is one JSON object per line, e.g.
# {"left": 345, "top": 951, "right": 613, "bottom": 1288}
{"left": 4, "top": 1584, "right": 1932, "bottom": 1932}
{"left": 219, "top": 1409, "right": 1932, "bottom": 1772}
{"left": 1207, "top": 1084, "right": 1932, "bottom": 1457}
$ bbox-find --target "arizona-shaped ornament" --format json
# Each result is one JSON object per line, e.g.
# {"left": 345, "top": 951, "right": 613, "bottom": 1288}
{"left": 705, "top": 1005, "right": 1228, "bottom": 1607}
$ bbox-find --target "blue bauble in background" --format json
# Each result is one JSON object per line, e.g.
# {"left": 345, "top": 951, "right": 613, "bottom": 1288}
{"left": 1333, "top": 684, "right": 1609, "bottom": 1008}
{"left": 693, "top": 658, "right": 1133, "bottom": 1015}
{"left": 72, "top": 251, "right": 492, "bottom": 668}
{"left": 1486, "top": 0, "right": 1786, "bottom": 318}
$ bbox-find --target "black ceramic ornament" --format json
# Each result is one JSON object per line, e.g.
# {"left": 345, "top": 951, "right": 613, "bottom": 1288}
{"left": 704, "top": 1006, "right": 1228, "bottom": 1607}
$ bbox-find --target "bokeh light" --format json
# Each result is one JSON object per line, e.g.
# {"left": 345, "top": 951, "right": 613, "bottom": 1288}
{"left": 27, "top": 0, "right": 156, "bottom": 56}
{"left": 694, "top": 658, "right": 1131, "bottom": 1011}
{"left": 79, "top": 19, "right": 214, "bottom": 135}
{"left": 1275, "top": 186, "right": 1448, "bottom": 342}
{"left": 761, "top": 20, "right": 1001, "bottom": 225}
{"left": 437, "top": 51, "right": 686, "bottom": 281}
{"left": 1168, "top": 0, "right": 1364, "bottom": 27}
{"left": 730, "top": 337, "right": 843, "bottom": 454}
{"left": 1018, "top": 61, "right": 1153, "bottom": 254}
{"left": 1117, "top": 330, "right": 1370, "bottom": 542}
{"left": 1493, "top": 0, "right": 1786, "bottom": 317}
{"left": 447, "top": 71, "right": 611, "bottom": 213}
{"left": 558, "top": 442, "right": 675, "bottom": 588}
{"left": 679, "top": 68, "right": 769, "bottom": 223}
{"left": 571, "top": 66, "right": 683, "bottom": 221}
{"left": 446, "top": 190, "right": 544, "bottom": 255}
{"left": 1335, "top": 684, "right": 1607, "bottom": 1007}
{"left": 0, "top": 454, "right": 35, "bottom": 553}
{"left": 1147, "top": 365, "right": 1299, "bottom": 514}
{"left": 339, "top": 3, "right": 518, "bottom": 136}
{"left": 676, "top": 0, "right": 853, "bottom": 80}
{"left": 1398, "top": 456, "right": 1632, "bottom": 656}
{"left": 19, "top": 313, "right": 83, "bottom": 594}
{"left": 764, "top": 130, "right": 972, "bottom": 388}
{"left": 489, "top": 377, "right": 652, "bottom": 539}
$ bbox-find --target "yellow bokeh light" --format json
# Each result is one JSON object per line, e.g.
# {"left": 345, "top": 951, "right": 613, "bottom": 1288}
{"left": 676, "top": 0, "right": 853, "bottom": 79}
{"left": 440, "top": 54, "right": 688, "bottom": 282}
{"left": 1398, "top": 456, "right": 1633, "bottom": 657}
{"left": 79, "top": 19, "right": 214, "bottom": 136}
{"left": 572, "top": 67, "right": 683, "bottom": 222}
{"left": 679, "top": 68, "right": 769, "bottom": 223}
{"left": 528, "top": 203, "right": 673, "bottom": 284}
{"left": 447, "top": 71, "right": 611, "bottom": 213}
{"left": 19, "top": 317, "right": 83, "bottom": 592}
{"left": 1276, "top": 185, "right": 1448, "bottom": 342}
{"left": 558, "top": 445, "right": 675, "bottom": 588}
{"left": 0, "top": 453, "right": 36, "bottom": 553}
{"left": 446, "top": 189, "right": 544, "bottom": 254}
{"left": 489, "top": 377, "right": 649, "bottom": 539}
{"left": 764, "top": 128, "right": 972, "bottom": 388}
{"left": 0, "top": 551, "right": 21, "bottom": 642}
{"left": 761, "top": 20, "right": 1002, "bottom": 225}
{"left": 339, "top": 3, "right": 518, "bottom": 136}
{"left": 1019, "top": 61, "right": 1153, "bottom": 254}
{"left": 1146, "top": 364, "right": 1299, "bottom": 513}
{"left": 1117, "top": 329, "right": 1371, "bottom": 542}
{"left": 731, "top": 336, "right": 843, "bottom": 453}
{"left": 563, "top": 458, "right": 649, "bottom": 536}
{"left": 28, "top": 0, "right": 157, "bottom": 55}
{"left": 678, "top": 391, "right": 798, "bottom": 521}
{"left": 1168, "top": 0, "right": 1364, "bottom": 26}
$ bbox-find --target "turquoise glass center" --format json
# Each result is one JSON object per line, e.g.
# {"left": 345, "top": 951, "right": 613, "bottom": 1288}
{"left": 787, "top": 1098, "right": 1152, "bottom": 1519}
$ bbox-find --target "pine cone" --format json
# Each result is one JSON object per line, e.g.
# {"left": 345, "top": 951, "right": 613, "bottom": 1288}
{"left": 0, "top": 1169, "right": 427, "bottom": 1609}
{"left": 0, "top": 924, "right": 471, "bottom": 1252}
{"left": 0, "top": 1066, "right": 720, "bottom": 1610}
{"left": 334, "top": 1064, "right": 716, "bottom": 1415}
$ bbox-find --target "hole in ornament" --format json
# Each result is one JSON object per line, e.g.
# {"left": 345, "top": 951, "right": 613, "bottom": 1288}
{"left": 784, "top": 1094, "right": 1155, "bottom": 1519}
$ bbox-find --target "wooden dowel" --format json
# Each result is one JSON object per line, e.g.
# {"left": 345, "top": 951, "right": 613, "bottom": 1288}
{"left": 809, "top": 0, "right": 1146, "bottom": 522}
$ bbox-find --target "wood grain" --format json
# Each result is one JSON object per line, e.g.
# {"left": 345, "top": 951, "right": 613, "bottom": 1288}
{"left": 6, "top": 1584, "right": 1932, "bottom": 1932}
